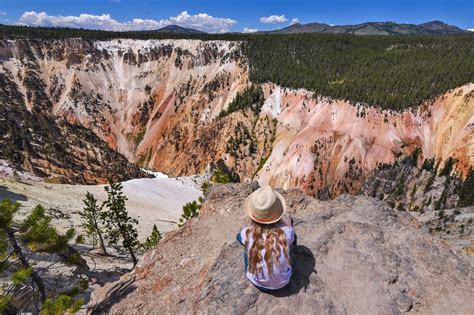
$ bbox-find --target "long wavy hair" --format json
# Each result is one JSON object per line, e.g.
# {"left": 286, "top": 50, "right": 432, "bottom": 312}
{"left": 244, "top": 220, "right": 290, "bottom": 277}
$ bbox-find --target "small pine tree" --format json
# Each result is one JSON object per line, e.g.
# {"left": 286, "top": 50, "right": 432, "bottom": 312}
{"left": 144, "top": 84, "right": 152, "bottom": 95}
{"left": 424, "top": 173, "right": 436, "bottom": 193}
{"left": 211, "top": 169, "right": 231, "bottom": 184}
{"left": 409, "top": 147, "right": 421, "bottom": 167}
{"left": 178, "top": 197, "right": 203, "bottom": 227}
{"left": 80, "top": 192, "right": 108, "bottom": 255}
{"left": 40, "top": 294, "right": 83, "bottom": 315}
{"left": 458, "top": 168, "right": 474, "bottom": 207}
{"left": 439, "top": 157, "right": 456, "bottom": 176}
{"left": 0, "top": 295, "right": 12, "bottom": 314}
{"left": 102, "top": 180, "right": 139, "bottom": 266}
{"left": 143, "top": 224, "right": 161, "bottom": 250}
{"left": 0, "top": 199, "right": 77, "bottom": 309}
{"left": 421, "top": 158, "right": 435, "bottom": 172}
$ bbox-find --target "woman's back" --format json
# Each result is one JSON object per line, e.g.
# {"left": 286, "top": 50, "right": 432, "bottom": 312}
{"left": 238, "top": 222, "right": 295, "bottom": 290}
{"left": 238, "top": 184, "right": 296, "bottom": 290}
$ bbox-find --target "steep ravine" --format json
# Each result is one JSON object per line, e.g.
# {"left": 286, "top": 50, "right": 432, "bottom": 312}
{"left": 1, "top": 39, "right": 472, "bottom": 195}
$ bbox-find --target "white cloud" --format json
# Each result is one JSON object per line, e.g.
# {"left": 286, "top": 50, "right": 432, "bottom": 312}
{"left": 17, "top": 10, "right": 237, "bottom": 33}
{"left": 260, "top": 15, "right": 288, "bottom": 24}
{"left": 0, "top": 12, "right": 7, "bottom": 16}
{"left": 467, "top": 28, "right": 474, "bottom": 32}
{"left": 290, "top": 18, "right": 299, "bottom": 25}
{"left": 243, "top": 27, "right": 258, "bottom": 33}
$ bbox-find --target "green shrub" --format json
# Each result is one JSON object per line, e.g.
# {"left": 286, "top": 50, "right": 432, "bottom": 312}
{"left": 11, "top": 267, "right": 33, "bottom": 285}
{"left": 178, "top": 197, "right": 203, "bottom": 227}
{"left": 143, "top": 224, "right": 161, "bottom": 250}
{"left": 134, "top": 130, "right": 145, "bottom": 147}
{"left": 211, "top": 169, "right": 232, "bottom": 184}
{"left": 0, "top": 296, "right": 12, "bottom": 313}
{"left": 40, "top": 294, "right": 83, "bottom": 315}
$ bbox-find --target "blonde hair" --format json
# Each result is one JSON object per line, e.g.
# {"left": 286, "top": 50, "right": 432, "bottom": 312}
{"left": 244, "top": 220, "right": 290, "bottom": 277}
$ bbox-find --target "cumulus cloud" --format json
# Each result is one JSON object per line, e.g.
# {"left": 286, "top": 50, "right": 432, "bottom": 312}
{"left": 290, "top": 18, "right": 299, "bottom": 25}
{"left": 17, "top": 10, "right": 237, "bottom": 33}
{"left": 467, "top": 28, "right": 474, "bottom": 32}
{"left": 243, "top": 27, "right": 258, "bottom": 33}
{"left": 260, "top": 15, "right": 288, "bottom": 24}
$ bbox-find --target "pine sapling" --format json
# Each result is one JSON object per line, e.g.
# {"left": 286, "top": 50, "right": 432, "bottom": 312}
{"left": 80, "top": 192, "right": 108, "bottom": 255}
{"left": 102, "top": 180, "right": 139, "bottom": 266}
{"left": 0, "top": 199, "right": 78, "bottom": 310}
{"left": 143, "top": 224, "right": 161, "bottom": 250}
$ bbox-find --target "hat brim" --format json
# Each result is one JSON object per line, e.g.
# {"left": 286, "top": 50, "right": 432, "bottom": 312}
{"left": 243, "top": 191, "right": 286, "bottom": 225}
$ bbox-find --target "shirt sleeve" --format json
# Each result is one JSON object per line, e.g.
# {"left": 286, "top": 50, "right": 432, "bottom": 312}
{"left": 281, "top": 225, "right": 295, "bottom": 245}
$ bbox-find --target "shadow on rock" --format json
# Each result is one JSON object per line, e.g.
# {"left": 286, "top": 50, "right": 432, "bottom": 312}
{"left": 0, "top": 185, "right": 28, "bottom": 203}
{"left": 87, "top": 270, "right": 122, "bottom": 286}
{"left": 268, "top": 245, "right": 316, "bottom": 297}
{"left": 89, "top": 278, "right": 136, "bottom": 314}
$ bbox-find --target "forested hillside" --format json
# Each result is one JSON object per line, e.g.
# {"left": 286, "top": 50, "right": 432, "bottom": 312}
{"left": 243, "top": 34, "right": 474, "bottom": 110}
{"left": 1, "top": 24, "right": 473, "bottom": 110}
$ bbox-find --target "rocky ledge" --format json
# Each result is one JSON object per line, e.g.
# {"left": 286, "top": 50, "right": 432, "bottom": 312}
{"left": 88, "top": 183, "right": 472, "bottom": 314}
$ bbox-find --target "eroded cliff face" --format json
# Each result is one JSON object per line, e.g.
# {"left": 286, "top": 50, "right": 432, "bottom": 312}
{"left": 0, "top": 41, "right": 147, "bottom": 184}
{"left": 1, "top": 39, "right": 472, "bottom": 195}
{"left": 256, "top": 84, "right": 474, "bottom": 198}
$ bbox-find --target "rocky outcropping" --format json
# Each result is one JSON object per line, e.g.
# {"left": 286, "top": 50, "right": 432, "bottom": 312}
{"left": 88, "top": 184, "right": 473, "bottom": 314}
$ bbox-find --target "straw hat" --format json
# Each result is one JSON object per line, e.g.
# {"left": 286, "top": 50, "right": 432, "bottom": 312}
{"left": 244, "top": 185, "right": 286, "bottom": 224}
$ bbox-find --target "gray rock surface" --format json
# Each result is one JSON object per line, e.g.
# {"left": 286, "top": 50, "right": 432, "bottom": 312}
{"left": 363, "top": 163, "right": 459, "bottom": 212}
{"left": 88, "top": 183, "right": 473, "bottom": 314}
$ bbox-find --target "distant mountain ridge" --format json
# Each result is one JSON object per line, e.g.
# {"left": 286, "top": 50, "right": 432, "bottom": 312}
{"left": 267, "top": 20, "right": 468, "bottom": 35}
{"left": 141, "top": 24, "right": 205, "bottom": 34}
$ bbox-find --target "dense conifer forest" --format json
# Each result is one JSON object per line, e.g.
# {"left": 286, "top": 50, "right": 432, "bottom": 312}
{"left": 243, "top": 35, "right": 474, "bottom": 110}
{"left": 1, "top": 24, "right": 473, "bottom": 110}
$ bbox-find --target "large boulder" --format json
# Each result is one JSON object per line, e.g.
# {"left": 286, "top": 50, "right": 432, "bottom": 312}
{"left": 88, "top": 184, "right": 473, "bottom": 314}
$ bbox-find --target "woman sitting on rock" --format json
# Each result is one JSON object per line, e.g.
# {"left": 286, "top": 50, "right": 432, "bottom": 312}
{"left": 236, "top": 185, "right": 296, "bottom": 291}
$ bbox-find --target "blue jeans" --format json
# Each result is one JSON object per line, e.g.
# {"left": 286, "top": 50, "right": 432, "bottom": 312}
{"left": 236, "top": 232, "right": 248, "bottom": 272}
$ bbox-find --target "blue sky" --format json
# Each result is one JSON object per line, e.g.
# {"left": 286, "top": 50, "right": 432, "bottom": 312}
{"left": 0, "top": 0, "right": 473, "bottom": 33}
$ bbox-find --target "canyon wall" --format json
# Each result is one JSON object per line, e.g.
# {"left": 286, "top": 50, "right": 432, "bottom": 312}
{"left": 256, "top": 83, "right": 474, "bottom": 197}
{"left": 1, "top": 39, "right": 472, "bottom": 195}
